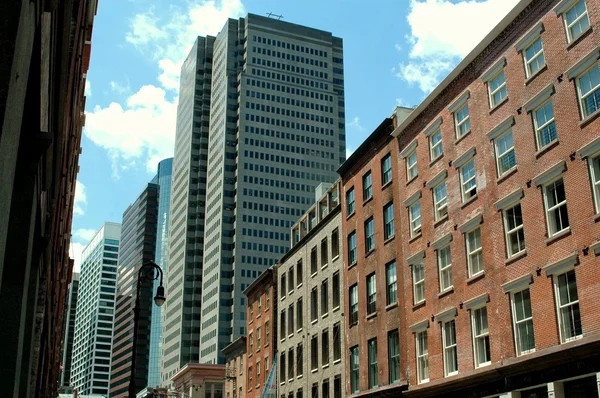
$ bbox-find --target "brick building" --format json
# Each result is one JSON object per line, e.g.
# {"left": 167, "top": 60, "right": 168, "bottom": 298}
{"left": 243, "top": 267, "right": 277, "bottom": 397}
{"left": 223, "top": 337, "right": 247, "bottom": 398}
{"left": 276, "top": 182, "right": 346, "bottom": 398}
{"left": 387, "top": 0, "right": 600, "bottom": 395}
{"left": 338, "top": 109, "right": 412, "bottom": 397}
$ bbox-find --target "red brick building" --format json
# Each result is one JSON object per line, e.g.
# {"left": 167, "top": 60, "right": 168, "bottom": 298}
{"left": 244, "top": 267, "right": 277, "bottom": 397}
{"left": 389, "top": 0, "right": 600, "bottom": 395}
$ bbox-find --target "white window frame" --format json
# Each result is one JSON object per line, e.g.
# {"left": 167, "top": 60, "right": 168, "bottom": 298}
{"left": 437, "top": 245, "right": 453, "bottom": 292}
{"left": 409, "top": 201, "right": 422, "bottom": 238}
{"left": 386, "top": 261, "right": 397, "bottom": 306}
{"left": 366, "top": 273, "right": 377, "bottom": 315}
{"left": 416, "top": 331, "right": 429, "bottom": 384}
{"left": 466, "top": 227, "right": 483, "bottom": 277}
{"left": 533, "top": 99, "right": 557, "bottom": 150}
{"left": 433, "top": 181, "right": 448, "bottom": 221}
{"left": 553, "top": 270, "right": 583, "bottom": 343}
{"left": 503, "top": 203, "right": 526, "bottom": 258}
{"left": 543, "top": 177, "right": 570, "bottom": 237}
{"left": 589, "top": 152, "right": 600, "bottom": 214}
{"left": 471, "top": 306, "right": 491, "bottom": 368}
{"left": 488, "top": 70, "right": 507, "bottom": 108}
{"left": 407, "top": 150, "right": 418, "bottom": 180}
{"left": 523, "top": 37, "right": 545, "bottom": 78}
{"left": 348, "top": 231, "right": 357, "bottom": 265}
{"left": 576, "top": 64, "right": 600, "bottom": 119}
{"left": 454, "top": 103, "right": 471, "bottom": 139}
{"left": 511, "top": 288, "right": 536, "bottom": 356}
{"left": 364, "top": 218, "right": 375, "bottom": 253}
{"left": 459, "top": 160, "right": 477, "bottom": 202}
{"left": 494, "top": 129, "right": 517, "bottom": 177}
{"left": 442, "top": 320, "right": 458, "bottom": 377}
{"left": 349, "top": 284, "right": 358, "bottom": 324}
{"left": 429, "top": 129, "right": 443, "bottom": 160}
{"left": 413, "top": 262, "right": 425, "bottom": 305}
{"left": 383, "top": 202, "right": 395, "bottom": 240}
{"left": 562, "top": 0, "right": 590, "bottom": 44}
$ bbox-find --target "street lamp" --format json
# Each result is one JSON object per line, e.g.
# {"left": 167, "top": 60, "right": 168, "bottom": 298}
{"left": 129, "top": 260, "right": 166, "bottom": 398}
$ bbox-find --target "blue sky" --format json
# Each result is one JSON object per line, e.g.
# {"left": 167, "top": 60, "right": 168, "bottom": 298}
{"left": 71, "top": 0, "right": 520, "bottom": 270}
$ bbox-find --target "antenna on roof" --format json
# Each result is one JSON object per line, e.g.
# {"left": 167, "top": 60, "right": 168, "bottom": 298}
{"left": 266, "top": 12, "right": 284, "bottom": 20}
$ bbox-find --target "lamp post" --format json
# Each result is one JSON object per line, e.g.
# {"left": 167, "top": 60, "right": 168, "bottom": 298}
{"left": 129, "top": 260, "right": 166, "bottom": 398}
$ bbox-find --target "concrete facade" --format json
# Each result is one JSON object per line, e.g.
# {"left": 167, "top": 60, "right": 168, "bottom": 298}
{"left": 60, "top": 273, "right": 80, "bottom": 393}
{"left": 277, "top": 182, "right": 346, "bottom": 398}
{"left": 223, "top": 337, "right": 247, "bottom": 398}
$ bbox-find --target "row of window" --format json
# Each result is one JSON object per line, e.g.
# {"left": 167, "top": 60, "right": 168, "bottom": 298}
{"left": 243, "top": 160, "right": 338, "bottom": 184}
{"left": 345, "top": 153, "right": 393, "bottom": 216}
{"left": 244, "top": 148, "right": 335, "bottom": 170}
{"left": 245, "top": 101, "right": 336, "bottom": 125}
{"left": 245, "top": 79, "right": 339, "bottom": 110}
{"left": 347, "top": 202, "right": 395, "bottom": 265}
{"left": 251, "top": 35, "right": 329, "bottom": 59}
{"left": 349, "top": 329, "right": 400, "bottom": 393}
{"left": 278, "top": 376, "right": 343, "bottom": 398}
{"left": 251, "top": 68, "right": 330, "bottom": 92}
{"left": 251, "top": 56, "right": 330, "bottom": 80}
{"left": 348, "top": 261, "right": 397, "bottom": 324}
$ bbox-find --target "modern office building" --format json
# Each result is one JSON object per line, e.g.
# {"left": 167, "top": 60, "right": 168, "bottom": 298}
{"left": 60, "top": 272, "right": 80, "bottom": 393}
{"left": 163, "top": 13, "right": 346, "bottom": 380}
{"left": 110, "top": 184, "right": 159, "bottom": 397}
{"left": 276, "top": 182, "right": 346, "bottom": 398}
{"left": 71, "top": 223, "right": 121, "bottom": 396}
{"left": 148, "top": 158, "right": 174, "bottom": 388}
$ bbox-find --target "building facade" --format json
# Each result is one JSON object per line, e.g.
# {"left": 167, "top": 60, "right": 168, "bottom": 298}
{"left": 71, "top": 223, "right": 121, "bottom": 396}
{"left": 389, "top": 0, "right": 600, "bottom": 395}
{"left": 111, "top": 184, "right": 159, "bottom": 396}
{"left": 338, "top": 111, "right": 411, "bottom": 397}
{"left": 60, "top": 272, "right": 80, "bottom": 393}
{"left": 199, "top": 13, "right": 346, "bottom": 365}
{"left": 222, "top": 337, "right": 247, "bottom": 398}
{"left": 171, "top": 363, "right": 226, "bottom": 398}
{"left": 243, "top": 267, "right": 277, "bottom": 398}
{"left": 277, "top": 182, "right": 346, "bottom": 398}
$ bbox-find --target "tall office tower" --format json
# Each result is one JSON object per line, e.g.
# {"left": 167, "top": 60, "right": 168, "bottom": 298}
{"left": 110, "top": 184, "right": 159, "bottom": 397}
{"left": 200, "top": 14, "right": 345, "bottom": 364}
{"left": 59, "top": 273, "right": 80, "bottom": 393}
{"left": 161, "top": 36, "right": 215, "bottom": 383}
{"left": 148, "top": 158, "right": 173, "bottom": 388}
{"left": 71, "top": 223, "right": 121, "bottom": 396}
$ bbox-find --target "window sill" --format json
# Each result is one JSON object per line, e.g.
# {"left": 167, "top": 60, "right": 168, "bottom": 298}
{"left": 489, "top": 96, "right": 508, "bottom": 114}
{"left": 348, "top": 262, "right": 357, "bottom": 270}
{"left": 434, "top": 214, "right": 449, "bottom": 228}
{"left": 429, "top": 154, "right": 444, "bottom": 168}
{"left": 496, "top": 166, "right": 518, "bottom": 184}
{"left": 333, "top": 305, "right": 340, "bottom": 312}
{"left": 461, "top": 194, "right": 478, "bottom": 209}
{"left": 382, "top": 180, "right": 393, "bottom": 190}
{"left": 505, "top": 250, "right": 527, "bottom": 266}
{"left": 386, "top": 302, "right": 398, "bottom": 311}
{"left": 384, "top": 236, "right": 395, "bottom": 245}
{"left": 321, "top": 263, "right": 328, "bottom": 271}
{"left": 322, "top": 313, "right": 329, "bottom": 319}
{"left": 280, "top": 296, "right": 286, "bottom": 301}
{"left": 311, "top": 369, "right": 319, "bottom": 374}
{"left": 366, "top": 311, "right": 378, "bottom": 320}
{"left": 525, "top": 64, "right": 547, "bottom": 86}
{"left": 346, "top": 211, "right": 355, "bottom": 220}
{"left": 363, "top": 196, "right": 374, "bottom": 206}
{"left": 580, "top": 108, "right": 600, "bottom": 129}
{"left": 311, "top": 319, "right": 318, "bottom": 325}
{"left": 455, "top": 129, "right": 471, "bottom": 145}
{"left": 567, "top": 26, "right": 593, "bottom": 51}
{"left": 365, "top": 249, "right": 375, "bottom": 258}
{"left": 409, "top": 233, "right": 422, "bottom": 243}
{"left": 349, "top": 321, "right": 358, "bottom": 328}
{"left": 413, "top": 301, "right": 426, "bottom": 311}
{"left": 333, "top": 359, "right": 342, "bottom": 365}
{"left": 287, "top": 290, "right": 293, "bottom": 296}
{"left": 332, "top": 255, "right": 340, "bottom": 262}
{"left": 438, "top": 287, "right": 454, "bottom": 299}
{"left": 297, "top": 328, "right": 303, "bottom": 333}
{"left": 322, "top": 364, "right": 330, "bottom": 370}
{"left": 546, "top": 228, "right": 571, "bottom": 245}
{"left": 594, "top": 213, "right": 600, "bottom": 223}
{"left": 287, "top": 333, "right": 294, "bottom": 339}
{"left": 311, "top": 272, "right": 318, "bottom": 279}
{"left": 406, "top": 175, "right": 419, "bottom": 186}
{"left": 297, "top": 283, "right": 303, "bottom": 289}
{"left": 466, "top": 271, "right": 485, "bottom": 284}
{"left": 535, "top": 140, "right": 559, "bottom": 158}
{"left": 297, "top": 375, "right": 303, "bottom": 380}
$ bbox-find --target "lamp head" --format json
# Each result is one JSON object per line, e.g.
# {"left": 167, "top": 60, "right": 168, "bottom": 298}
{"left": 154, "top": 285, "right": 166, "bottom": 307}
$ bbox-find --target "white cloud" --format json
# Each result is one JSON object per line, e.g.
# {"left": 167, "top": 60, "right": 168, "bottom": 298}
{"left": 346, "top": 146, "right": 354, "bottom": 159}
{"left": 85, "top": 80, "right": 91, "bottom": 97}
{"left": 70, "top": 242, "right": 85, "bottom": 273}
{"left": 73, "top": 228, "right": 97, "bottom": 243}
{"left": 348, "top": 116, "right": 366, "bottom": 133}
{"left": 85, "top": 0, "right": 246, "bottom": 175}
{"left": 396, "top": 0, "right": 520, "bottom": 93}
{"left": 73, "top": 180, "right": 87, "bottom": 216}
{"left": 110, "top": 80, "right": 130, "bottom": 95}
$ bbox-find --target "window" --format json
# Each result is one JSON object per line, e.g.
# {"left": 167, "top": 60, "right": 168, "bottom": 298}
{"left": 332, "top": 272, "right": 340, "bottom": 309}
{"left": 563, "top": 0, "right": 590, "bottom": 43}
{"left": 311, "top": 247, "right": 317, "bottom": 275}
{"left": 288, "top": 304, "right": 294, "bottom": 337}
{"left": 388, "top": 330, "right": 400, "bottom": 383}
{"left": 297, "top": 343, "right": 303, "bottom": 376}
{"left": 322, "top": 379, "right": 330, "bottom": 398}
{"left": 297, "top": 260, "right": 303, "bottom": 286}
{"left": 347, "top": 232, "right": 357, "bottom": 265}
{"left": 494, "top": 129, "right": 516, "bottom": 177}
{"left": 442, "top": 320, "right": 458, "bottom": 376}
{"left": 364, "top": 218, "right": 375, "bottom": 253}
{"left": 466, "top": 227, "right": 483, "bottom": 277}
{"left": 367, "top": 273, "right": 376, "bottom": 315}
{"left": 279, "top": 353, "right": 285, "bottom": 382}
{"left": 409, "top": 202, "right": 422, "bottom": 238}
{"left": 265, "top": 321, "right": 270, "bottom": 345}
{"left": 533, "top": 100, "right": 557, "bottom": 149}
{"left": 416, "top": 331, "right": 429, "bottom": 384}
{"left": 382, "top": 154, "right": 392, "bottom": 185}
{"left": 281, "top": 275, "right": 286, "bottom": 298}
{"left": 320, "top": 239, "right": 328, "bottom": 268}
{"left": 413, "top": 262, "right": 425, "bottom": 305}
{"left": 460, "top": 160, "right": 477, "bottom": 202}
{"left": 350, "top": 346, "right": 359, "bottom": 393}
{"left": 523, "top": 37, "right": 545, "bottom": 78}
{"left": 386, "top": 261, "right": 397, "bottom": 306}
{"left": 321, "top": 279, "right": 329, "bottom": 316}
{"left": 331, "top": 229, "right": 339, "bottom": 258}
{"left": 334, "top": 376, "right": 342, "bottom": 398}
{"left": 554, "top": 270, "right": 582, "bottom": 342}
{"left": 455, "top": 103, "right": 471, "bottom": 138}
{"left": 280, "top": 310, "right": 286, "bottom": 339}
{"left": 346, "top": 188, "right": 355, "bottom": 215}
{"left": 296, "top": 297, "right": 304, "bottom": 330}
{"left": 257, "top": 360, "right": 261, "bottom": 385}
{"left": 249, "top": 302, "right": 254, "bottom": 320}
{"left": 407, "top": 150, "right": 418, "bottom": 180}
{"left": 503, "top": 203, "right": 526, "bottom": 257}
{"left": 433, "top": 181, "right": 448, "bottom": 221}
{"left": 311, "top": 384, "right": 318, "bottom": 398}
{"left": 511, "top": 289, "right": 535, "bottom": 355}
{"left": 311, "top": 335, "right": 318, "bottom": 370}
{"left": 288, "top": 349, "right": 294, "bottom": 380}
{"left": 322, "top": 329, "right": 329, "bottom": 365}
{"left": 472, "top": 306, "right": 491, "bottom": 367}
{"left": 543, "top": 178, "right": 570, "bottom": 237}
{"left": 288, "top": 268, "right": 294, "bottom": 294}
{"left": 311, "top": 288, "right": 318, "bottom": 322}
{"left": 590, "top": 154, "right": 600, "bottom": 213}
{"left": 266, "top": 290, "right": 270, "bottom": 309}
{"left": 363, "top": 172, "right": 372, "bottom": 200}
{"left": 249, "top": 332, "right": 254, "bottom": 354}
{"left": 576, "top": 64, "right": 599, "bottom": 118}
{"left": 258, "top": 296, "right": 262, "bottom": 315}
{"left": 429, "top": 130, "right": 443, "bottom": 160}
{"left": 488, "top": 70, "right": 507, "bottom": 107}
{"left": 437, "top": 246, "right": 453, "bottom": 292}
{"left": 368, "top": 338, "right": 378, "bottom": 388}
{"left": 383, "top": 202, "right": 395, "bottom": 240}
{"left": 349, "top": 284, "right": 358, "bottom": 325}
{"left": 249, "top": 366, "right": 253, "bottom": 389}
{"left": 333, "top": 324, "right": 341, "bottom": 361}
{"left": 257, "top": 327, "right": 262, "bottom": 350}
